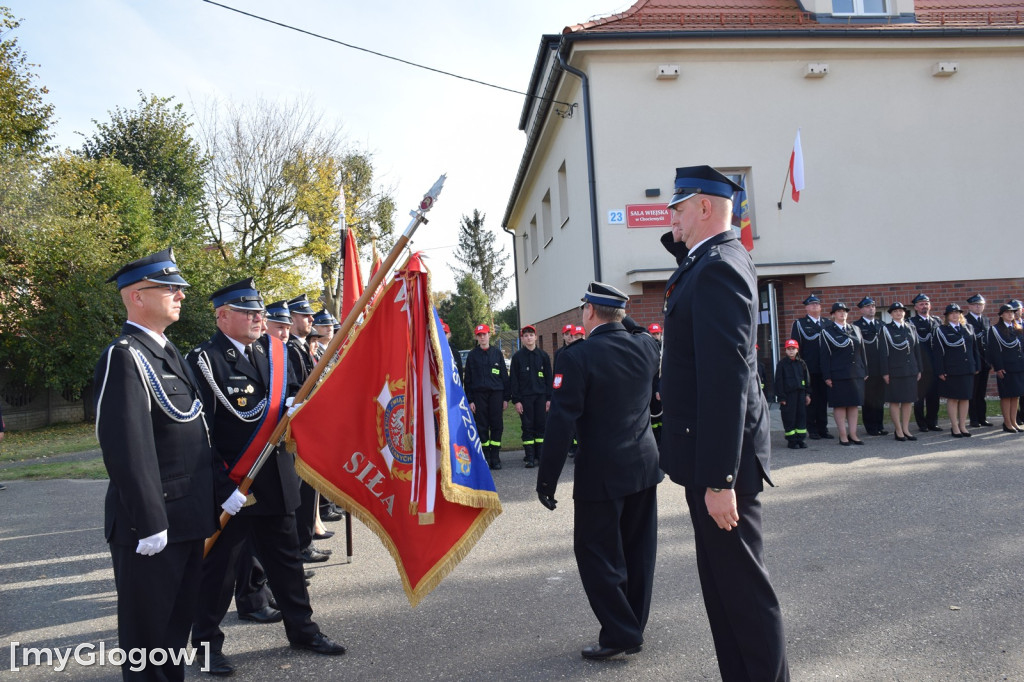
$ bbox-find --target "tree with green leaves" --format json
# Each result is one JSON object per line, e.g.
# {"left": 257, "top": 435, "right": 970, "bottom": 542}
{"left": 82, "top": 91, "right": 208, "bottom": 242}
{"left": 449, "top": 209, "right": 511, "bottom": 319}
{"left": 438, "top": 273, "right": 490, "bottom": 350}
{"left": 1, "top": 155, "right": 158, "bottom": 394}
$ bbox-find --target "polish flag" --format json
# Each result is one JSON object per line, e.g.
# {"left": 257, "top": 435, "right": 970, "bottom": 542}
{"left": 789, "top": 130, "right": 805, "bottom": 202}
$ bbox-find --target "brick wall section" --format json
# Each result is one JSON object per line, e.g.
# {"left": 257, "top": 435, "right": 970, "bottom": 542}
{"left": 526, "top": 276, "right": 1023, "bottom": 396}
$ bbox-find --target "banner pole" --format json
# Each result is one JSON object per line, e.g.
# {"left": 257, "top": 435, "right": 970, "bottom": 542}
{"left": 204, "top": 174, "right": 447, "bottom": 557}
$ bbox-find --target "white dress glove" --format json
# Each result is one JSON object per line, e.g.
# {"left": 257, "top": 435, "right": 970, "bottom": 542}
{"left": 221, "top": 489, "right": 247, "bottom": 515}
{"left": 287, "top": 400, "right": 303, "bottom": 417}
{"left": 136, "top": 529, "right": 168, "bottom": 556}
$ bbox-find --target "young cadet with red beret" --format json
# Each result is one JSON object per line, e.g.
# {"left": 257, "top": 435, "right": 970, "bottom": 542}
{"left": 464, "top": 324, "right": 510, "bottom": 469}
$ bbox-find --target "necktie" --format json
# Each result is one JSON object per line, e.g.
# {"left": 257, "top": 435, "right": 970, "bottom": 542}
{"left": 244, "top": 344, "right": 253, "bottom": 363}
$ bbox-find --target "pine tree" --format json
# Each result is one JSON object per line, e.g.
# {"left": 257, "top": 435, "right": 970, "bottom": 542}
{"left": 449, "top": 209, "right": 510, "bottom": 317}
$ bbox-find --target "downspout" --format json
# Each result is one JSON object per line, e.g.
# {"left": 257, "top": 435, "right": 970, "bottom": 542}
{"left": 501, "top": 222, "right": 520, "bottom": 327}
{"left": 557, "top": 49, "right": 601, "bottom": 281}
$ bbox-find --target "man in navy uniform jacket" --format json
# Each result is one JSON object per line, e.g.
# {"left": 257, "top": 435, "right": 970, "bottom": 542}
{"left": 658, "top": 165, "right": 789, "bottom": 681}
{"left": 95, "top": 248, "right": 219, "bottom": 681}
{"left": 537, "top": 282, "right": 662, "bottom": 661}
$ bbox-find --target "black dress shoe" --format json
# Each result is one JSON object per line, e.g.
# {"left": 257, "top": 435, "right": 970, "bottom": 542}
{"left": 581, "top": 644, "right": 642, "bottom": 660}
{"left": 290, "top": 632, "right": 346, "bottom": 656}
{"left": 313, "top": 530, "right": 335, "bottom": 540}
{"left": 849, "top": 439, "right": 864, "bottom": 445}
{"left": 894, "top": 435, "right": 906, "bottom": 442}
{"left": 205, "top": 650, "right": 234, "bottom": 676}
{"left": 238, "top": 605, "right": 283, "bottom": 624}
{"left": 819, "top": 432, "right": 835, "bottom": 439}
{"left": 1003, "top": 425, "right": 1019, "bottom": 433}
{"left": 905, "top": 434, "right": 918, "bottom": 441}
{"left": 301, "top": 547, "right": 330, "bottom": 563}
{"left": 981, "top": 420, "right": 994, "bottom": 426}
{"left": 321, "top": 509, "right": 344, "bottom": 522}
{"left": 951, "top": 430, "right": 964, "bottom": 438}
{"left": 877, "top": 429, "right": 889, "bottom": 435}
{"left": 268, "top": 595, "right": 278, "bottom": 610}
{"left": 304, "top": 569, "right": 315, "bottom": 579}
{"left": 839, "top": 440, "right": 851, "bottom": 446}
{"left": 929, "top": 425, "right": 943, "bottom": 432}
{"left": 969, "top": 422, "right": 981, "bottom": 428}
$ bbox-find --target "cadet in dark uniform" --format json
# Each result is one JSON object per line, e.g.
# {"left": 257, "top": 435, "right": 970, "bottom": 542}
{"left": 987, "top": 303, "right": 1024, "bottom": 432}
{"left": 509, "top": 324, "right": 552, "bottom": 468}
{"left": 537, "top": 282, "right": 662, "bottom": 660}
{"left": 286, "top": 295, "right": 331, "bottom": 563}
{"left": 964, "top": 294, "right": 993, "bottom": 427}
{"left": 95, "top": 249, "right": 219, "bottom": 681}
{"left": 659, "top": 165, "right": 789, "bottom": 681}
{"left": 821, "top": 302, "right": 868, "bottom": 445}
{"left": 553, "top": 324, "right": 581, "bottom": 457}
{"left": 791, "top": 295, "right": 832, "bottom": 439}
{"left": 464, "top": 323, "right": 510, "bottom": 469}
{"left": 774, "top": 339, "right": 810, "bottom": 449}
{"left": 854, "top": 297, "right": 887, "bottom": 436}
{"left": 933, "top": 303, "right": 981, "bottom": 437}
{"left": 909, "top": 293, "right": 943, "bottom": 432}
{"left": 188, "top": 280, "right": 344, "bottom": 676}
{"left": 879, "top": 302, "right": 922, "bottom": 441}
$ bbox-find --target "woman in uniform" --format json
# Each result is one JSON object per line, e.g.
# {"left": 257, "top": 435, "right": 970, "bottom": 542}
{"left": 932, "top": 303, "right": 981, "bottom": 437}
{"left": 988, "top": 303, "right": 1024, "bottom": 433}
{"left": 880, "top": 302, "right": 922, "bottom": 441}
{"left": 820, "top": 302, "right": 868, "bottom": 445}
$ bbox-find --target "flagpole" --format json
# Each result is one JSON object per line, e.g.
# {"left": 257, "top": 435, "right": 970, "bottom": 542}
{"left": 777, "top": 164, "right": 791, "bottom": 211}
{"left": 204, "top": 174, "right": 447, "bottom": 557}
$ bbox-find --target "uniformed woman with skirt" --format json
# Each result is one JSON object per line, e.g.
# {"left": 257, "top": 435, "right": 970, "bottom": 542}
{"left": 820, "top": 302, "right": 868, "bottom": 445}
{"left": 880, "top": 302, "right": 922, "bottom": 441}
{"left": 932, "top": 303, "right": 981, "bottom": 437}
{"left": 987, "top": 303, "right": 1024, "bottom": 433}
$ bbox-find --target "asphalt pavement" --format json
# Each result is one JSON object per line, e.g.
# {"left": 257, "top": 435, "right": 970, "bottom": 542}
{"left": 1, "top": 421, "right": 1023, "bottom": 681}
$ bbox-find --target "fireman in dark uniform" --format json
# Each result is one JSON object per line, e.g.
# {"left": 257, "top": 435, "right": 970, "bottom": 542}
{"left": 553, "top": 323, "right": 581, "bottom": 457}
{"left": 909, "top": 293, "right": 943, "bottom": 432}
{"left": 647, "top": 323, "right": 664, "bottom": 446}
{"left": 853, "top": 297, "right": 888, "bottom": 436}
{"left": 791, "top": 294, "right": 832, "bottom": 439}
{"left": 95, "top": 248, "right": 220, "bottom": 681}
{"left": 285, "top": 294, "right": 331, "bottom": 563}
{"left": 188, "top": 279, "right": 345, "bottom": 675}
{"left": 510, "top": 324, "right": 552, "bottom": 468}
{"left": 464, "top": 323, "right": 510, "bottom": 469}
{"left": 537, "top": 282, "right": 662, "bottom": 660}
{"left": 965, "top": 294, "right": 993, "bottom": 427}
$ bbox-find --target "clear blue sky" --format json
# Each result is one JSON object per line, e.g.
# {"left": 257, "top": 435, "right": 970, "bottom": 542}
{"left": 7, "top": 0, "right": 624, "bottom": 300}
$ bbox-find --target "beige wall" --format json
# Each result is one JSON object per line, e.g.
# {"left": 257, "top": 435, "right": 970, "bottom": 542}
{"left": 507, "top": 35, "right": 1024, "bottom": 319}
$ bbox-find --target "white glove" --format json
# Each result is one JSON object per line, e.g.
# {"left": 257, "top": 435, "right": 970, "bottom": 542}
{"left": 287, "top": 400, "right": 303, "bottom": 417}
{"left": 136, "top": 530, "right": 168, "bottom": 556}
{"left": 221, "top": 489, "right": 247, "bottom": 515}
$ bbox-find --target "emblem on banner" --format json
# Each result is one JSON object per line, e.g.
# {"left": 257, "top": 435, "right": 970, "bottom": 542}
{"left": 376, "top": 376, "right": 413, "bottom": 480}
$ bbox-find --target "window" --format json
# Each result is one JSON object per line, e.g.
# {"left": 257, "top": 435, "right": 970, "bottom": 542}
{"left": 529, "top": 215, "right": 539, "bottom": 263}
{"left": 832, "top": 0, "right": 888, "bottom": 14}
{"left": 725, "top": 169, "right": 757, "bottom": 243}
{"left": 541, "top": 190, "right": 553, "bottom": 247}
{"left": 521, "top": 233, "right": 529, "bottom": 272}
{"left": 557, "top": 162, "right": 569, "bottom": 228}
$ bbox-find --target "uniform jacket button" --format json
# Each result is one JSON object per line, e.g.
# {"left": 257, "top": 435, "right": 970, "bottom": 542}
{"left": 725, "top": 475, "right": 734, "bottom": 483}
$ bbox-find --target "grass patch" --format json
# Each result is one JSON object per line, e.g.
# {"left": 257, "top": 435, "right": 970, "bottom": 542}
{"left": 2, "top": 457, "right": 107, "bottom": 481}
{"left": 501, "top": 408, "right": 524, "bottom": 451}
{"left": 0, "top": 421, "right": 97, "bottom": 463}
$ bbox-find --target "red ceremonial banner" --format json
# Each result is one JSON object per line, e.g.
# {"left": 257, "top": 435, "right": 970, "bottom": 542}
{"left": 286, "top": 255, "right": 501, "bottom": 606}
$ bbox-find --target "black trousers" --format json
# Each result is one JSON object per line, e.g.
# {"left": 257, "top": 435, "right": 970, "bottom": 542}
{"left": 192, "top": 512, "right": 318, "bottom": 653}
{"left": 473, "top": 390, "right": 505, "bottom": 447}
{"left": 807, "top": 373, "right": 830, "bottom": 436}
{"left": 518, "top": 394, "right": 547, "bottom": 446}
{"left": 296, "top": 481, "right": 317, "bottom": 549}
{"left": 233, "top": 535, "right": 272, "bottom": 614}
{"left": 779, "top": 392, "right": 807, "bottom": 442}
{"left": 970, "top": 368, "right": 991, "bottom": 424}
{"left": 862, "top": 374, "right": 886, "bottom": 433}
{"left": 573, "top": 486, "right": 658, "bottom": 649}
{"left": 110, "top": 539, "right": 203, "bottom": 682}
{"left": 915, "top": 372, "right": 940, "bottom": 429}
{"left": 685, "top": 487, "right": 789, "bottom": 682}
